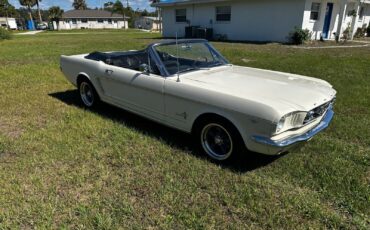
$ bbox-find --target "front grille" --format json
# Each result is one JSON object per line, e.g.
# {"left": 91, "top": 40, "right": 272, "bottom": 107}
{"left": 303, "top": 100, "right": 333, "bottom": 125}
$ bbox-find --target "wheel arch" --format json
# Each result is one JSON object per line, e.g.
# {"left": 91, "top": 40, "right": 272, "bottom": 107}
{"left": 76, "top": 72, "right": 92, "bottom": 87}
{"left": 191, "top": 112, "right": 248, "bottom": 149}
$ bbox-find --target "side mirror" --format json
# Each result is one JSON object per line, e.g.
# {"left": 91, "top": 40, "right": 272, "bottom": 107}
{"left": 139, "top": 64, "right": 150, "bottom": 75}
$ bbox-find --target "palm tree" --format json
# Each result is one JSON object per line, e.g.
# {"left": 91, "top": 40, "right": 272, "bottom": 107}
{"left": 48, "top": 6, "right": 63, "bottom": 30}
{"left": 35, "top": 0, "right": 42, "bottom": 22}
{"left": 19, "top": 0, "right": 36, "bottom": 28}
{"left": 0, "top": 0, "right": 10, "bottom": 28}
{"left": 72, "top": 0, "right": 87, "bottom": 10}
{"left": 112, "top": 0, "right": 129, "bottom": 28}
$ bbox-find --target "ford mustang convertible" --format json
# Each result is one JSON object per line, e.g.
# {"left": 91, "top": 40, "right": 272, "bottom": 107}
{"left": 60, "top": 39, "right": 336, "bottom": 161}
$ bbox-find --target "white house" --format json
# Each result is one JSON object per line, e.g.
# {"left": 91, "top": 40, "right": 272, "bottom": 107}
{"left": 153, "top": 0, "right": 370, "bottom": 42}
{"left": 134, "top": 16, "right": 162, "bottom": 31}
{"left": 0, "top": 17, "right": 17, "bottom": 30}
{"left": 58, "top": 10, "right": 129, "bottom": 30}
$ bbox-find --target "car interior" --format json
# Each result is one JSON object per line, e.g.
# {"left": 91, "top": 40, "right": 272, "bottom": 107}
{"left": 156, "top": 51, "right": 202, "bottom": 75}
{"left": 85, "top": 50, "right": 160, "bottom": 75}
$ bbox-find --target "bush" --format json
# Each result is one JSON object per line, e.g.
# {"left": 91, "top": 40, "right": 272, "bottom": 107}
{"left": 342, "top": 25, "right": 351, "bottom": 41}
{"left": 289, "top": 27, "right": 310, "bottom": 45}
{"left": 354, "top": 24, "right": 367, "bottom": 38}
{"left": 367, "top": 24, "right": 370, "bottom": 37}
{"left": 0, "top": 27, "right": 12, "bottom": 40}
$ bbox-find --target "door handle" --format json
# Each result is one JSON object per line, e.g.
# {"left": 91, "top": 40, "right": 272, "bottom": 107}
{"left": 105, "top": 69, "right": 114, "bottom": 75}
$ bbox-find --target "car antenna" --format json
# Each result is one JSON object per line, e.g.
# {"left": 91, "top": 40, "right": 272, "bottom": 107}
{"left": 176, "top": 32, "right": 181, "bottom": 82}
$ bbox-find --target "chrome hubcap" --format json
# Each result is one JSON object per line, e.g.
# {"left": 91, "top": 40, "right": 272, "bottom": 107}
{"left": 201, "top": 123, "right": 233, "bottom": 161}
{"left": 80, "top": 82, "right": 94, "bottom": 107}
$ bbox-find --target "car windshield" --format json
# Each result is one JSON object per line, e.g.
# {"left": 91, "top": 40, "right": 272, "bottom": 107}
{"left": 154, "top": 41, "right": 229, "bottom": 75}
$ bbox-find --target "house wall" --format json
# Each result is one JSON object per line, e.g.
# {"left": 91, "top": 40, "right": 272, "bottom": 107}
{"left": 59, "top": 19, "right": 128, "bottom": 30}
{"left": 364, "top": 4, "right": 370, "bottom": 27}
{"left": 152, "top": 21, "right": 161, "bottom": 31}
{"left": 302, "top": 0, "right": 340, "bottom": 40}
{"left": 0, "top": 18, "right": 17, "bottom": 30}
{"left": 135, "top": 18, "right": 150, "bottom": 29}
{"left": 348, "top": 2, "right": 370, "bottom": 34}
{"left": 302, "top": 0, "right": 370, "bottom": 40}
{"left": 161, "top": 0, "right": 306, "bottom": 42}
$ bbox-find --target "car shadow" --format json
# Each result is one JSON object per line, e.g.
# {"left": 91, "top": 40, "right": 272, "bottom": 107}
{"left": 49, "top": 90, "right": 283, "bottom": 173}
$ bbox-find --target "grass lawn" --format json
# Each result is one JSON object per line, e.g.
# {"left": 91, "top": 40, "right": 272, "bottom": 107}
{"left": 0, "top": 30, "right": 369, "bottom": 229}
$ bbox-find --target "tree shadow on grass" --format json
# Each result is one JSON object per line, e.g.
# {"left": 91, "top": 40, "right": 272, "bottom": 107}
{"left": 49, "top": 90, "right": 283, "bottom": 173}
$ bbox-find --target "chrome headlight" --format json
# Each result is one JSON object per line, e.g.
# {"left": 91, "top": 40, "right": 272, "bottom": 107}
{"left": 303, "top": 101, "right": 333, "bottom": 125}
{"left": 275, "top": 112, "right": 307, "bottom": 134}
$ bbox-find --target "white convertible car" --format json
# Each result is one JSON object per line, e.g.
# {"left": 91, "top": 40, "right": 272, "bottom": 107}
{"left": 60, "top": 39, "right": 336, "bottom": 161}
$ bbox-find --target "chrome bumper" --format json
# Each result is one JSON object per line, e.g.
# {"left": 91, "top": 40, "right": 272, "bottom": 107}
{"left": 252, "top": 108, "right": 334, "bottom": 149}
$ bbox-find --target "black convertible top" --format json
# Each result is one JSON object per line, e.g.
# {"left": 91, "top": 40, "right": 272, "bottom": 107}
{"left": 85, "top": 50, "right": 146, "bottom": 64}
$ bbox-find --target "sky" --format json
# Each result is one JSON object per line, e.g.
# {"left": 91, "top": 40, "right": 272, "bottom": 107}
{"left": 9, "top": 0, "right": 155, "bottom": 11}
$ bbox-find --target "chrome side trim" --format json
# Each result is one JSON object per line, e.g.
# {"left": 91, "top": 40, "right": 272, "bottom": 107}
{"left": 252, "top": 107, "right": 334, "bottom": 147}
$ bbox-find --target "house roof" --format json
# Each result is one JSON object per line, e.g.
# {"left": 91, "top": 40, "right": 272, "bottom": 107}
{"left": 152, "top": 0, "right": 370, "bottom": 6}
{"left": 142, "top": 16, "right": 161, "bottom": 21}
{"left": 152, "top": 0, "right": 230, "bottom": 7}
{"left": 62, "top": 10, "right": 129, "bottom": 19}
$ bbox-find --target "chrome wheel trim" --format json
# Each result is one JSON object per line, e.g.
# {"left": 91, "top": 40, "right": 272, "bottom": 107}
{"left": 201, "top": 123, "right": 233, "bottom": 161}
{"left": 80, "top": 82, "right": 94, "bottom": 107}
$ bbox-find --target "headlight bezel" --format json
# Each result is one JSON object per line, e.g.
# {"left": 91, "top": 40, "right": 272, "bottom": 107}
{"left": 275, "top": 111, "right": 308, "bottom": 134}
{"left": 274, "top": 99, "right": 335, "bottom": 135}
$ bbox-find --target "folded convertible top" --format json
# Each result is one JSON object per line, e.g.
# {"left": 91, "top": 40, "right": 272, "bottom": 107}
{"left": 85, "top": 50, "right": 146, "bottom": 64}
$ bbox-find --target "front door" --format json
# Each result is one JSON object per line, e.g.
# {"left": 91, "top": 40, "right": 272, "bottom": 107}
{"left": 322, "top": 3, "right": 334, "bottom": 39}
{"left": 98, "top": 63, "right": 166, "bottom": 122}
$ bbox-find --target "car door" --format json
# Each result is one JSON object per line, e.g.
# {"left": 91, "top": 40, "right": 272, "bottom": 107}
{"left": 98, "top": 60, "right": 166, "bottom": 122}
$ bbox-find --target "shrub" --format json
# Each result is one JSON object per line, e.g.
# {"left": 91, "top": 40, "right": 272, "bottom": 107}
{"left": 354, "top": 24, "right": 367, "bottom": 38}
{"left": 367, "top": 24, "right": 370, "bottom": 37}
{"left": 289, "top": 27, "right": 311, "bottom": 45}
{"left": 0, "top": 27, "right": 12, "bottom": 40}
{"left": 342, "top": 25, "right": 351, "bottom": 41}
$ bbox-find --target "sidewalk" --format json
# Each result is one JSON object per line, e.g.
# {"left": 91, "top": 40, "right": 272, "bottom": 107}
{"left": 15, "top": 31, "right": 44, "bottom": 35}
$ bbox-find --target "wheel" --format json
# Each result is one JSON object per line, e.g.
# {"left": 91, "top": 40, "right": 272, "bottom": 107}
{"left": 194, "top": 117, "right": 245, "bottom": 161}
{"left": 78, "top": 80, "right": 99, "bottom": 108}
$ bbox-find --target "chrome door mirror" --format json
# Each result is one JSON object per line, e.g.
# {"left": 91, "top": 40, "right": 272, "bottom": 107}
{"left": 139, "top": 64, "right": 150, "bottom": 75}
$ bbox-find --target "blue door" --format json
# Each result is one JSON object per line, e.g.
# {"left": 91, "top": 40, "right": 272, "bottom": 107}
{"left": 322, "top": 3, "right": 334, "bottom": 39}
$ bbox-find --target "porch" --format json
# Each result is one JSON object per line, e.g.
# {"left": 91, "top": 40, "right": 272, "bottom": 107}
{"left": 303, "top": 0, "right": 370, "bottom": 40}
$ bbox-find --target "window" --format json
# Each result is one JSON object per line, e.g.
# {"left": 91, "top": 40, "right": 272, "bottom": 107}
{"left": 154, "top": 41, "right": 228, "bottom": 75}
{"left": 108, "top": 19, "right": 112, "bottom": 24}
{"left": 97, "top": 19, "right": 104, "bottom": 23}
{"left": 310, "top": 3, "right": 321, "bottom": 20}
{"left": 175, "top": 9, "right": 187, "bottom": 23}
{"left": 216, "top": 6, "right": 231, "bottom": 22}
{"left": 81, "top": 18, "right": 88, "bottom": 23}
{"left": 359, "top": 7, "right": 364, "bottom": 20}
{"left": 72, "top": 19, "right": 77, "bottom": 24}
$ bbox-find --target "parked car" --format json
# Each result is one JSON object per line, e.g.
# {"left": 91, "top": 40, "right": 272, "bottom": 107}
{"left": 60, "top": 39, "right": 336, "bottom": 161}
{"left": 37, "top": 22, "right": 48, "bottom": 30}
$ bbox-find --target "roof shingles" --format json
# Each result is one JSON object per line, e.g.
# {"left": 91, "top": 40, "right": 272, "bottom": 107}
{"left": 62, "top": 10, "right": 128, "bottom": 19}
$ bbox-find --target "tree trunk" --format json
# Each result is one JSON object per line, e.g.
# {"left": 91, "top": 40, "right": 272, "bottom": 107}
{"left": 5, "top": 8, "right": 9, "bottom": 29}
{"left": 27, "top": 6, "right": 33, "bottom": 21}
{"left": 36, "top": 0, "right": 42, "bottom": 22}
{"left": 27, "top": 5, "right": 34, "bottom": 30}
{"left": 123, "top": 13, "right": 126, "bottom": 29}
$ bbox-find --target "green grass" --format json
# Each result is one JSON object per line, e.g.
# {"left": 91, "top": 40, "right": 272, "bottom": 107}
{"left": 0, "top": 30, "right": 369, "bottom": 229}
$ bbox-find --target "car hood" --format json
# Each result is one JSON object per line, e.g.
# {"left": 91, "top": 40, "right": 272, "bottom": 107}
{"left": 182, "top": 65, "right": 336, "bottom": 116}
